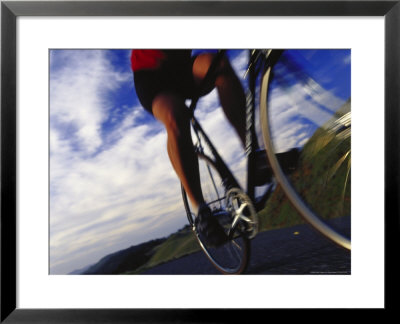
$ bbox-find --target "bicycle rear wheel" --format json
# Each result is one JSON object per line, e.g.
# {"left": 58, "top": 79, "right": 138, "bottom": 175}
{"left": 181, "top": 152, "right": 251, "bottom": 274}
{"left": 259, "top": 49, "right": 351, "bottom": 250}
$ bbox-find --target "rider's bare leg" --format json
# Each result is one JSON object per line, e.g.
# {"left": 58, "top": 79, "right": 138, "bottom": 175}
{"left": 152, "top": 53, "right": 246, "bottom": 211}
{"left": 193, "top": 53, "right": 246, "bottom": 148}
{"left": 152, "top": 92, "right": 204, "bottom": 211}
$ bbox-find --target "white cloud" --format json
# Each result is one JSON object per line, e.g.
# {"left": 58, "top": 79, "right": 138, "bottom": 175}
{"left": 50, "top": 103, "right": 186, "bottom": 273}
{"left": 267, "top": 74, "right": 347, "bottom": 153}
{"left": 50, "top": 50, "right": 132, "bottom": 156}
{"left": 50, "top": 50, "right": 248, "bottom": 274}
{"left": 231, "top": 50, "right": 249, "bottom": 79}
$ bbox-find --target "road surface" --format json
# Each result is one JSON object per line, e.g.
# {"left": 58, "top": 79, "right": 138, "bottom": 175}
{"left": 143, "top": 222, "right": 351, "bottom": 275}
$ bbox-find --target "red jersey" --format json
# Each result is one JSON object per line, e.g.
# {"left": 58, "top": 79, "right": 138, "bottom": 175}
{"left": 130, "top": 50, "right": 166, "bottom": 72}
{"left": 131, "top": 50, "right": 192, "bottom": 72}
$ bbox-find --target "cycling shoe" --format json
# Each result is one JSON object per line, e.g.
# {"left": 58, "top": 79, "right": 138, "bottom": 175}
{"left": 195, "top": 204, "right": 229, "bottom": 247}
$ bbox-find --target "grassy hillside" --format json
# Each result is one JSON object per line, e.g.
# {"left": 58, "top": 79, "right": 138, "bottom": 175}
{"left": 83, "top": 238, "right": 166, "bottom": 275}
{"left": 258, "top": 100, "right": 351, "bottom": 231}
{"left": 125, "top": 225, "right": 200, "bottom": 274}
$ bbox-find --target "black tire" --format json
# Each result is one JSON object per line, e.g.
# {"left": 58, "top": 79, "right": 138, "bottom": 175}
{"left": 181, "top": 152, "right": 250, "bottom": 274}
{"left": 259, "top": 50, "right": 351, "bottom": 250}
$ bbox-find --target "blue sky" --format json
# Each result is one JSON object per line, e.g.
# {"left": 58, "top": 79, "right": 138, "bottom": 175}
{"left": 49, "top": 49, "right": 350, "bottom": 274}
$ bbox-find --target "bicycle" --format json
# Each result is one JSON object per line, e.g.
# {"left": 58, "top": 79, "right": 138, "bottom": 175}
{"left": 181, "top": 49, "right": 351, "bottom": 274}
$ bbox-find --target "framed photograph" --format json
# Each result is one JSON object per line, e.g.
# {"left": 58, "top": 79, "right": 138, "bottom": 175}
{"left": 1, "top": 0, "right": 398, "bottom": 321}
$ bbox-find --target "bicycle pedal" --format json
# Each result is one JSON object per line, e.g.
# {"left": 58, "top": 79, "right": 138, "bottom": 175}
{"left": 276, "top": 148, "right": 300, "bottom": 174}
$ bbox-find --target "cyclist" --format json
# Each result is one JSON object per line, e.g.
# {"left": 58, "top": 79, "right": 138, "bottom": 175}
{"left": 131, "top": 49, "right": 248, "bottom": 246}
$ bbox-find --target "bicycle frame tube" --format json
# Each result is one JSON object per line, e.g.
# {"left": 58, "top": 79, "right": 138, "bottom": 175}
{"left": 245, "top": 50, "right": 260, "bottom": 201}
{"left": 246, "top": 49, "right": 285, "bottom": 199}
{"left": 191, "top": 117, "right": 241, "bottom": 191}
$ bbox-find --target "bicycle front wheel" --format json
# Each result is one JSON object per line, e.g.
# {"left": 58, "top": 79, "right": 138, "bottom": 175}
{"left": 181, "top": 152, "right": 251, "bottom": 274}
{"left": 259, "top": 49, "right": 351, "bottom": 250}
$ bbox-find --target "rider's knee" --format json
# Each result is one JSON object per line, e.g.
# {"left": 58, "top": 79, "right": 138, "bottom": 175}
{"left": 193, "top": 53, "right": 232, "bottom": 94}
{"left": 218, "top": 55, "right": 231, "bottom": 74}
{"left": 214, "top": 56, "right": 234, "bottom": 87}
{"left": 195, "top": 53, "right": 231, "bottom": 77}
{"left": 152, "top": 93, "right": 190, "bottom": 135}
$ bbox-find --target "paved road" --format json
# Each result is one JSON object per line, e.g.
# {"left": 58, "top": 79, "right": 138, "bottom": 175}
{"left": 143, "top": 222, "right": 351, "bottom": 275}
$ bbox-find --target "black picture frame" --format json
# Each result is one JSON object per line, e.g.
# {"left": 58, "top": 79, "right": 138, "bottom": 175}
{"left": 1, "top": 0, "right": 398, "bottom": 322}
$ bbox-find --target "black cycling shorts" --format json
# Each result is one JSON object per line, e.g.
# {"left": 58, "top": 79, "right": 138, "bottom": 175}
{"left": 133, "top": 54, "right": 197, "bottom": 114}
